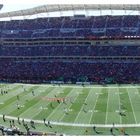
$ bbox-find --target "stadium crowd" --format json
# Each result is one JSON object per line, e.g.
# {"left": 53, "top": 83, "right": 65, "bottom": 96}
{"left": 0, "top": 15, "right": 139, "bottom": 84}
{"left": 0, "top": 61, "right": 139, "bottom": 84}
{"left": 0, "top": 15, "right": 139, "bottom": 38}
{"left": 0, "top": 45, "right": 140, "bottom": 56}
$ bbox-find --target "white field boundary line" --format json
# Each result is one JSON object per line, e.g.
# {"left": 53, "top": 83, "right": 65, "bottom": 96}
{"left": 105, "top": 90, "right": 109, "bottom": 124}
{"left": 127, "top": 88, "right": 138, "bottom": 124}
{"left": 12, "top": 83, "right": 140, "bottom": 89}
{"left": 1, "top": 114, "right": 140, "bottom": 128}
{"left": 73, "top": 89, "right": 92, "bottom": 123}
{"left": 117, "top": 87, "right": 122, "bottom": 124}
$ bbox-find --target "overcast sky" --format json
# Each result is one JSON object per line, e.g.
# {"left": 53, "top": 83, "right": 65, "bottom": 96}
{"left": 0, "top": 0, "right": 47, "bottom": 13}
{"left": 0, "top": 0, "right": 139, "bottom": 13}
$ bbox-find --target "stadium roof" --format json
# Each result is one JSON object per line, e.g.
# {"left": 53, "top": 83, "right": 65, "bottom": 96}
{"left": 0, "top": 4, "right": 140, "bottom": 18}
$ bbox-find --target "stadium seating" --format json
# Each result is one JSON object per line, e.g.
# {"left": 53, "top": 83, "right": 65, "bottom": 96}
{"left": 0, "top": 15, "right": 140, "bottom": 84}
{"left": 0, "top": 60, "right": 139, "bottom": 84}
{"left": 0, "top": 45, "right": 139, "bottom": 56}
{"left": 0, "top": 16, "right": 139, "bottom": 38}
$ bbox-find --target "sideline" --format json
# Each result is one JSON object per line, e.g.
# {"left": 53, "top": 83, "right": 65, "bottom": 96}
{"left": 0, "top": 114, "right": 140, "bottom": 128}
{"left": 13, "top": 83, "right": 140, "bottom": 89}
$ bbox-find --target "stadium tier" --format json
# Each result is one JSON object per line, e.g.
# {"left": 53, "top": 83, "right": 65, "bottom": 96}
{"left": 0, "top": 45, "right": 140, "bottom": 56}
{"left": 0, "top": 15, "right": 140, "bottom": 84}
{"left": 0, "top": 61, "right": 139, "bottom": 83}
{"left": 0, "top": 16, "right": 140, "bottom": 38}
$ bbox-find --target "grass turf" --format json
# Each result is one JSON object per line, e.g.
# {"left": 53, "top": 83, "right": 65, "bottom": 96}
{"left": 0, "top": 84, "right": 140, "bottom": 135}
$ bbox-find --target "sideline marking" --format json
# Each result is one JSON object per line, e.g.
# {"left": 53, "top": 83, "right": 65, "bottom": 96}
{"left": 0, "top": 114, "right": 139, "bottom": 128}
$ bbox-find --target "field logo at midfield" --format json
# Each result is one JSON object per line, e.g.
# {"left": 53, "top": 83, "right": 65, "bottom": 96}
{"left": 41, "top": 97, "right": 73, "bottom": 102}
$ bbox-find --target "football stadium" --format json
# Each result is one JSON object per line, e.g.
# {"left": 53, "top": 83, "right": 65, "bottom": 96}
{"left": 0, "top": 3, "right": 140, "bottom": 136}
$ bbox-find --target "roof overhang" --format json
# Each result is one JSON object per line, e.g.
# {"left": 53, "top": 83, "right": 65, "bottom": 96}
{"left": 0, "top": 4, "right": 140, "bottom": 18}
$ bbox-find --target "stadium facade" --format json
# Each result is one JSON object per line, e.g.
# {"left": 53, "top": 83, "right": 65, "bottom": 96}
{"left": 0, "top": 4, "right": 140, "bottom": 84}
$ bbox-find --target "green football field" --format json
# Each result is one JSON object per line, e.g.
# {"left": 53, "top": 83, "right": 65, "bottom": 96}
{"left": 1, "top": 83, "right": 140, "bottom": 135}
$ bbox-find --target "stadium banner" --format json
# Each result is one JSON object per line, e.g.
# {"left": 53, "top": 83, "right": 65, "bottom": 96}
{"left": 50, "top": 81, "right": 64, "bottom": 84}
{"left": 76, "top": 82, "right": 91, "bottom": 85}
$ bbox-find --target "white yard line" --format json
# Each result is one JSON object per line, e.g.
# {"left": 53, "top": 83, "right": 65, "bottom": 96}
{"left": 117, "top": 88, "right": 122, "bottom": 124}
{"left": 73, "top": 89, "right": 92, "bottom": 123}
{"left": 59, "top": 89, "right": 82, "bottom": 121}
{"left": 89, "top": 94, "right": 99, "bottom": 124}
{"left": 105, "top": 91, "right": 109, "bottom": 124}
{"left": 0, "top": 86, "right": 42, "bottom": 114}
{"left": 19, "top": 87, "right": 60, "bottom": 118}
{"left": 46, "top": 88, "right": 75, "bottom": 120}
{"left": 127, "top": 88, "right": 137, "bottom": 124}
{"left": 1, "top": 114, "right": 140, "bottom": 128}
